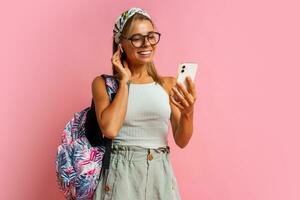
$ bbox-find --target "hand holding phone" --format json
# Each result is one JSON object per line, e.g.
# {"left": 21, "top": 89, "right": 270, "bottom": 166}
{"left": 177, "top": 62, "right": 198, "bottom": 90}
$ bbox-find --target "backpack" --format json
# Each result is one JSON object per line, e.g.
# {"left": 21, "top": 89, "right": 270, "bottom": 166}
{"left": 55, "top": 74, "right": 119, "bottom": 200}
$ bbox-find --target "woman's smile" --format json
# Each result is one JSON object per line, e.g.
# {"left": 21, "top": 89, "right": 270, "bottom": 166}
{"left": 137, "top": 50, "right": 152, "bottom": 57}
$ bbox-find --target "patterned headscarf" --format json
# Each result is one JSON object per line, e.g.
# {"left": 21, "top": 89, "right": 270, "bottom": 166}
{"left": 113, "top": 7, "right": 151, "bottom": 44}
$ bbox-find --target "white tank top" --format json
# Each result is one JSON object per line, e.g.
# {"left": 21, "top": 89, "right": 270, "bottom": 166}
{"left": 112, "top": 81, "right": 171, "bottom": 148}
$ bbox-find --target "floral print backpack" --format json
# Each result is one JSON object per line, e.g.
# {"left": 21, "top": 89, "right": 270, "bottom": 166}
{"left": 55, "top": 74, "right": 119, "bottom": 200}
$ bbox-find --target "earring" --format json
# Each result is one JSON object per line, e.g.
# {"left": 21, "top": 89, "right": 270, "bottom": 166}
{"left": 119, "top": 44, "right": 124, "bottom": 53}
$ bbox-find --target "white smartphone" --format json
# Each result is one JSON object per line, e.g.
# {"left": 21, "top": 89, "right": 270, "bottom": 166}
{"left": 177, "top": 62, "right": 198, "bottom": 90}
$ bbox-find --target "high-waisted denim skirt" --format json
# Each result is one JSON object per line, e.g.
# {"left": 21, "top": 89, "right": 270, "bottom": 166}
{"left": 92, "top": 144, "right": 181, "bottom": 200}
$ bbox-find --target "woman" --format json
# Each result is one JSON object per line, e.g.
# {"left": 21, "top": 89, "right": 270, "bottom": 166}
{"left": 92, "top": 7, "right": 197, "bottom": 200}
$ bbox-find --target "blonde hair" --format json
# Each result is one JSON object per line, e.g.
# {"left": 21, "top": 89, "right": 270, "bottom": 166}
{"left": 111, "top": 13, "right": 164, "bottom": 86}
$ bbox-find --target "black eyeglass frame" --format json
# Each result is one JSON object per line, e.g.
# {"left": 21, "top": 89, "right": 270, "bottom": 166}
{"left": 120, "top": 31, "right": 161, "bottom": 48}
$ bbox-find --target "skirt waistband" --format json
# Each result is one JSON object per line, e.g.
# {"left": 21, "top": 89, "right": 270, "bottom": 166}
{"left": 111, "top": 144, "right": 170, "bottom": 154}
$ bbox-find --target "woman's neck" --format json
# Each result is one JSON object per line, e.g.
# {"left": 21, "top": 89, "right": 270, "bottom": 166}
{"left": 128, "top": 62, "right": 150, "bottom": 79}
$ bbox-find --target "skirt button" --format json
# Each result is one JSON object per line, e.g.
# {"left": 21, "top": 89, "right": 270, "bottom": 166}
{"left": 147, "top": 154, "right": 154, "bottom": 161}
{"left": 104, "top": 185, "right": 110, "bottom": 192}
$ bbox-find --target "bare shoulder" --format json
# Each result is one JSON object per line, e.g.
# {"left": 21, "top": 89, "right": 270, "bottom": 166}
{"left": 92, "top": 76, "right": 105, "bottom": 92}
{"left": 161, "top": 76, "right": 177, "bottom": 95}
{"left": 91, "top": 76, "right": 109, "bottom": 103}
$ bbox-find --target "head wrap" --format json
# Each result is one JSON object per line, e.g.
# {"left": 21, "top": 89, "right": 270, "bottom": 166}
{"left": 113, "top": 7, "right": 152, "bottom": 44}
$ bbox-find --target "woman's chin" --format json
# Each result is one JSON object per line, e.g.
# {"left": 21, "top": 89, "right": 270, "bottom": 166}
{"left": 137, "top": 57, "right": 153, "bottom": 63}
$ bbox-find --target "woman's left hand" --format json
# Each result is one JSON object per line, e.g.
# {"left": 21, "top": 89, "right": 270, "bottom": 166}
{"left": 170, "top": 77, "right": 197, "bottom": 115}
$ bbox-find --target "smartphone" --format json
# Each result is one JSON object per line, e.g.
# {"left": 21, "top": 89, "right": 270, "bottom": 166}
{"left": 177, "top": 62, "right": 198, "bottom": 90}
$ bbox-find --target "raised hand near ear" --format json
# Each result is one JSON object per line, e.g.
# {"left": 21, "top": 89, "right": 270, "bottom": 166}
{"left": 111, "top": 44, "right": 131, "bottom": 83}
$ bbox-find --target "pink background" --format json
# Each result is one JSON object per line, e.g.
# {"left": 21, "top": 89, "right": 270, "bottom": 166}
{"left": 1, "top": 0, "right": 300, "bottom": 199}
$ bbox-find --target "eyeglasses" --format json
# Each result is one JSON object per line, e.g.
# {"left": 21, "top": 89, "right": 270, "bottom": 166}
{"left": 120, "top": 31, "right": 161, "bottom": 48}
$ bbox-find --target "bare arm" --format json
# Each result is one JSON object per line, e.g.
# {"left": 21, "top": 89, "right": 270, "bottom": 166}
{"left": 163, "top": 76, "right": 196, "bottom": 148}
{"left": 91, "top": 76, "right": 129, "bottom": 139}
{"left": 171, "top": 109, "right": 194, "bottom": 148}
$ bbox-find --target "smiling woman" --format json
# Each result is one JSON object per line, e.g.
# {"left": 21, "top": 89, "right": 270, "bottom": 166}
{"left": 91, "top": 7, "right": 196, "bottom": 200}
{"left": 110, "top": 9, "right": 165, "bottom": 86}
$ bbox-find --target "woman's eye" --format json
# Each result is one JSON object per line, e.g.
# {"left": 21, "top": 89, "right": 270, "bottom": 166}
{"left": 132, "top": 37, "right": 142, "bottom": 41}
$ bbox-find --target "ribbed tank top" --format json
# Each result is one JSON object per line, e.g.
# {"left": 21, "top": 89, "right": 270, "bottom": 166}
{"left": 112, "top": 81, "right": 171, "bottom": 148}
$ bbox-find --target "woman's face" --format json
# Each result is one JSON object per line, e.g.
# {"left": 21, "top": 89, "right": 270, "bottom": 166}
{"left": 120, "top": 20, "right": 157, "bottom": 65}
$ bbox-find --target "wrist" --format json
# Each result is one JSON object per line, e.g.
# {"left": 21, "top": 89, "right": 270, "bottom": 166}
{"left": 119, "top": 79, "right": 130, "bottom": 87}
{"left": 181, "top": 110, "right": 194, "bottom": 119}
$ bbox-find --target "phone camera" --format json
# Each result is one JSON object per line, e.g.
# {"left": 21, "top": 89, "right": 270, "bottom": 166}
{"left": 181, "top": 69, "right": 184, "bottom": 73}
{"left": 182, "top": 65, "right": 186, "bottom": 68}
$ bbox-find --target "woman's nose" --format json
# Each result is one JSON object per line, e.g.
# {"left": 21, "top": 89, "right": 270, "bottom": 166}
{"left": 142, "top": 37, "right": 151, "bottom": 47}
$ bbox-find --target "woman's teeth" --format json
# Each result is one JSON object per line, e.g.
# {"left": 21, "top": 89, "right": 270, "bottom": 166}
{"left": 138, "top": 51, "right": 151, "bottom": 55}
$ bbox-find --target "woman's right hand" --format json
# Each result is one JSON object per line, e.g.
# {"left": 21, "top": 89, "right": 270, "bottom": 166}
{"left": 111, "top": 45, "right": 131, "bottom": 83}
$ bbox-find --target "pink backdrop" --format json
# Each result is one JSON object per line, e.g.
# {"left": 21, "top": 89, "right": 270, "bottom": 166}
{"left": 1, "top": 0, "right": 300, "bottom": 199}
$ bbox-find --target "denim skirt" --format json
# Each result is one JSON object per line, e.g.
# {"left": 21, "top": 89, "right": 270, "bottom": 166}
{"left": 92, "top": 144, "right": 181, "bottom": 200}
